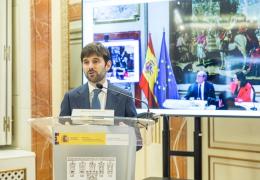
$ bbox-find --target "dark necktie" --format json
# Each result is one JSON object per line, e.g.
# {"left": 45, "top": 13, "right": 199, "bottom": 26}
{"left": 91, "top": 89, "right": 101, "bottom": 109}
{"left": 198, "top": 84, "right": 202, "bottom": 100}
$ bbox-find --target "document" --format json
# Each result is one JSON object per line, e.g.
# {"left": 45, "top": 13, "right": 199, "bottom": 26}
{"left": 71, "top": 109, "right": 115, "bottom": 125}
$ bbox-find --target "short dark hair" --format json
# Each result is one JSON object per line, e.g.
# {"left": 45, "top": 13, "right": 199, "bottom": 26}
{"left": 80, "top": 42, "right": 111, "bottom": 63}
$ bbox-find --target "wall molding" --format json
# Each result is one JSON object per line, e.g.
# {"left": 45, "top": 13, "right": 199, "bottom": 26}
{"left": 209, "top": 118, "right": 260, "bottom": 152}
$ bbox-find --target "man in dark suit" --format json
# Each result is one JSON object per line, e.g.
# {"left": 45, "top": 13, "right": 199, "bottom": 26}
{"left": 60, "top": 42, "right": 136, "bottom": 117}
{"left": 184, "top": 70, "right": 215, "bottom": 100}
{"left": 60, "top": 82, "right": 136, "bottom": 117}
{"left": 60, "top": 42, "right": 141, "bottom": 150}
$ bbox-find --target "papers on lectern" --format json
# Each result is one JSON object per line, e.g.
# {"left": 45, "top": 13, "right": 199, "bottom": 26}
{"left": 71, "top": 109, "right": 115, "bottom": 125}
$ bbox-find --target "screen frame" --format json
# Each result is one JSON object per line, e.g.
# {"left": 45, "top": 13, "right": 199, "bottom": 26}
{"left": 81, "top": 0, "right": 260, "bottom": 116}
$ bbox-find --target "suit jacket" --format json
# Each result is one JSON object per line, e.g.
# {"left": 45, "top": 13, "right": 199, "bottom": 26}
{"left": 60, "top": 82, "right": 137, "bottom": 117}
{"left": 184, "top": 81, "right": 215, "bottom": 100}
{"left": 59, "top": 82, "right": 142, "bottom": 150}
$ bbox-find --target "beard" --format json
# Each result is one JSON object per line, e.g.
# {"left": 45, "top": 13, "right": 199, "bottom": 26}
{"left": 85, "top": 69, "right": 106, "bottom": 83}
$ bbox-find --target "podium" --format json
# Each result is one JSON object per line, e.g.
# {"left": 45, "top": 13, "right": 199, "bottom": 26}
{"left": 29, "top": 116, "right": 154, "bottom": 180}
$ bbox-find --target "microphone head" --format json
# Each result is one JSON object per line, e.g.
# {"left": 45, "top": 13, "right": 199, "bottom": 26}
{"left": 250, "top": 107, "right": 257, "bottom": 111}
{"left": 96, "top": 83, "right": 103, "bottom": 89}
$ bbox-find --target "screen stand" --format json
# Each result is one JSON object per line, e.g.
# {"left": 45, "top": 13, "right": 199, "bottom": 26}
{"left": 162, "top": 115, "right": 202, "bottom": 180}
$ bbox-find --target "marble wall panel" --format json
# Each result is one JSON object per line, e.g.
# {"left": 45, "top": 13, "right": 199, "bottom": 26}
{"left": 31, "top": 0, "right": 52, "bottom": 179}
{"left": 31, "top": 0, "right": 52, "bottom": 117}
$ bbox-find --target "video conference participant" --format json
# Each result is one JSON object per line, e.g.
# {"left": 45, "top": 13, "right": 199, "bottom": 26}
{"left": 184, "top": 70, "right": 216, "bottom": 100}
{"left": 217, "top": 91, "right": 246, "bottom": 110}
{"left": 230, "top": 71, "right": 254, "bottom": 102}
{"left": 59, "top": 42, "right": 141, "bottom": 150}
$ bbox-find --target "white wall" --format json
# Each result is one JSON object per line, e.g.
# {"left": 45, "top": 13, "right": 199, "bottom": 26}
{"left": 148, "top": 1, "right": 170, "bottom": 59}
{"left": 12, "top": 0, "right": 32, "bottom": 150}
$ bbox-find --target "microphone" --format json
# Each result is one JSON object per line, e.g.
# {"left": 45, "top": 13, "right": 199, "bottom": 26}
{"left": 250, "top": 87, "right": 257, "bottom": 111}
{"left": 250, "top": 102, "right": 257, "bottom": 111}
{"left": 96, "top": 83, "right": 156, "bottom": 120}
{"left": 250, "top": 106, "right": 257, "bottom": 111}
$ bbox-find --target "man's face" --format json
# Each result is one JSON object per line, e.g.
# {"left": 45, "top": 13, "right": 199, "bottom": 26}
{"left": 82, "top": 54, "right": 111, "bottom": 84}
{"left": 196, "top": 74, "right": 205, "bottom": 84}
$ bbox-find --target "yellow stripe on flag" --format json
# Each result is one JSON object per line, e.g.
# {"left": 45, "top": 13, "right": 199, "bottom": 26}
{"left": 142, "top": 47, "right": 158, "bottom": 93}
{"left": 139, "top": 33, "right": 158, "bottom": 106}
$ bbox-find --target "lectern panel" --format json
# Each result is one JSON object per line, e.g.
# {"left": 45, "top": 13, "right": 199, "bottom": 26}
{"left": 53, "top": 125, "right": 136, "bottom": 180}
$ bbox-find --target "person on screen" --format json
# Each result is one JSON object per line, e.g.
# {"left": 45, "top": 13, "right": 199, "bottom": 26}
{"left": 196, "top": 31, "right": 207, "bottom": 66}
{"left": 59, "top": 42, "right": 142, "bottom": 150}
{"left": 184, "top": 70, "right": 215, "bottom": 100}
{"left": 217, "top": 91, "right": 246, "bottom": 110}
{"left": 230, "top": 71, "right": 254, "bottom": 102}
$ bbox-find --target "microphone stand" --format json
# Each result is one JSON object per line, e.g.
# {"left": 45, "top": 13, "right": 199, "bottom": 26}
{"left": 96, "top": 83, "right": 156, "bottom": 122}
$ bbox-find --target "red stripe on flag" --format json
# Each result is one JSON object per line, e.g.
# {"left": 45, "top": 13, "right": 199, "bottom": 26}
{"left": 148, "top": 34, "right": 155, "bottom": 55}
{"left": 139, "top": 75, "right": 157, "bottom": 107}
{"left": 139, "top": 33, "right": 158, "bottom": 108}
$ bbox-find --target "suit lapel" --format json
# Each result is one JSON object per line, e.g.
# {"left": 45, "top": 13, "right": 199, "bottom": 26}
{"left": 195, "top": 83, "right": 199, "bottom": 97}
{"left": 105, "top": 84, "right": 119, "bottom": 110}
{"left": 75, "top": 83, "right": 90, "bottom": 109}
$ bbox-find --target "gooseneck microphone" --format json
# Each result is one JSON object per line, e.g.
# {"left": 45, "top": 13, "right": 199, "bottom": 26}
{"left": 250, "top": 102, "right": 257, "bottom": 111}
{"left": 96, "top": 83, "right": 156, "bottom": 119}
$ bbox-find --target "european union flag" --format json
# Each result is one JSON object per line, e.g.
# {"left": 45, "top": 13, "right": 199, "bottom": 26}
{"left": 154, "top": 32, "right": 180, "bottom": 108}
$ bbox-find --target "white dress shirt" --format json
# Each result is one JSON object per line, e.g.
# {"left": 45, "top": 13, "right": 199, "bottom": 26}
{"left": 88, "top": 81, "right": 108, "bottom": 109}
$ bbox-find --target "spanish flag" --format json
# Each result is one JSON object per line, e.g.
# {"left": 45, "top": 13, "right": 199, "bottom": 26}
{"left": 139, "top": 33, "right": 158, "bottom": 107}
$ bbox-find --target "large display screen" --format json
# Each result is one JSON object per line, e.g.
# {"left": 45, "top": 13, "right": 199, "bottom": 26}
{"left": 171, "top": 0, "right": 260, "bottom": 85}
{"left": 169, "top": 0, "right": 260, "bottom": 111}
{"left": 82, "top": 0, "right": 260, "bottom": 113}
